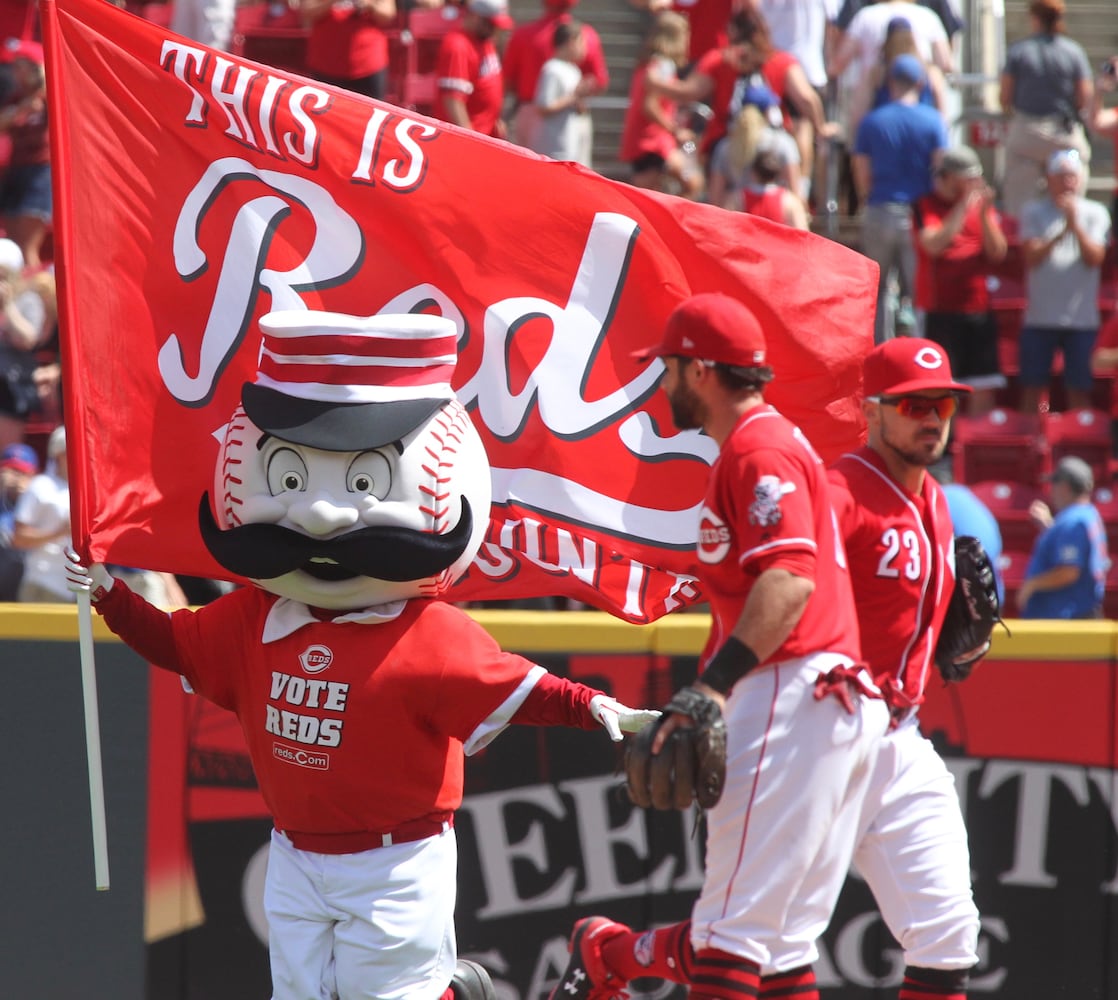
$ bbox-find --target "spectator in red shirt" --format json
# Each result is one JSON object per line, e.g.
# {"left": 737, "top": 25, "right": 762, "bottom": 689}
{"left": 502, "top": 0, "right": 608, "bottom": 149}
{"left": 435, "top": 0, "right": 513, "bottom": 138}
{"left": 654, "top": 9, "right": 835, "bottom": 200}
{"left": 618, "top": 10, "right": 703, "bottom": 198}
{"left": 912, "top": 145, "right": 1008, "bottom": 415}
{"left": 742, "top": 149, "right": 810, "bottom": 228}
{"left": 298, "top": 0, "right": 398, "bottom": 101}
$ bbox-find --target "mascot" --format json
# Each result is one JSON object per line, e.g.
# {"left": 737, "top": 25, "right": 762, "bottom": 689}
{"left": 66, "top": 311, "right": 658, "bottom": 1000}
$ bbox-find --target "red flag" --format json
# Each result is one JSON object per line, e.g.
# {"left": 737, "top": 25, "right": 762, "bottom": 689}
{"left": 43, "top": 0, "right": 876, "bottom": 623}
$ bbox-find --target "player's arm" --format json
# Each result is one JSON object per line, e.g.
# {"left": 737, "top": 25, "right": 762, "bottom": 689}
{"left": 694, "top": 564, "right": 814, "bottom": 705}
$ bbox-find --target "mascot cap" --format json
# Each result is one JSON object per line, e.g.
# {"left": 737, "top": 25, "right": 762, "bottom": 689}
{"left": 244, "top": 311, "right": 459, "bottom": 452}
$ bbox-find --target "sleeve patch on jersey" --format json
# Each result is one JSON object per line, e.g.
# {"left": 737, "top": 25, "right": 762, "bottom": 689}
{"left": 749, "top": 475, "right": 797, "bottom": 527}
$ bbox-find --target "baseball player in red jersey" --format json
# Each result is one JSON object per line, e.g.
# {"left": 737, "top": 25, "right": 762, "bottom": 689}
{"left": 65, "top": 311, "right": 658, "bottom": 1000}
{"left": 822, "top": 337, "right": 983, "bottom": 1000}
{"left": 549, "top": 293, "right": 890, "bottom": 1000}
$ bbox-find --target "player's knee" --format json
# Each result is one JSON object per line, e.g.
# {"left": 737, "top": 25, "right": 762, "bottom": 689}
{"left": 901, "top": 904, "right": 980, "bottom": 969}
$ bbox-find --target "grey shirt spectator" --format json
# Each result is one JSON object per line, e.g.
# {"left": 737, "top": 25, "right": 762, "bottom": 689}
{"left": 1020, "top": 187, "right": 1111, "bottom": 329}
{"left": 1003, "top": 32, "right": 1091, "bottom": 117}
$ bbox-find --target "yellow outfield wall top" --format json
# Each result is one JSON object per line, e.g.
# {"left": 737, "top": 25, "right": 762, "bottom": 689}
{"left": 0, "top": 603, "right": 1114, "bottom": 661}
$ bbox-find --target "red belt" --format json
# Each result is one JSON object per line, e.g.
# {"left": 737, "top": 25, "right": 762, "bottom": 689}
{"left": 279, "top": 813, "right": 454, "bottom": 854}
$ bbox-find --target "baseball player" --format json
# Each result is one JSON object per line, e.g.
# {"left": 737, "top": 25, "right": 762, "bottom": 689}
{"left": 549, "top": 293, "right": 890, "bottom": 1000}
{"left": 65, "top": 311, "right": 658, "bottom": 1000}
{"left": 821, "top": 337, "right": 983, "bottom": 1000}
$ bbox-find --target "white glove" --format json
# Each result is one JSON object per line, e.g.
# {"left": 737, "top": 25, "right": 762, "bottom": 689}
{"left": 64, "top": 547, "right": 115, "bottom": 602}
{"left": 589, "top": 694, "right": 661, "bottom": 743}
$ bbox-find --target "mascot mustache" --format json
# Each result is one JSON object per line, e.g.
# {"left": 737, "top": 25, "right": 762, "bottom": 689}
{"left": 198, "top": 494, "right": 474, "bottom": 582}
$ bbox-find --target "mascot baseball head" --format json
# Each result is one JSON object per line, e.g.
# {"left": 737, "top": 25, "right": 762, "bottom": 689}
{"left": 199, "top": 311, "right": 491, "bottom": 610}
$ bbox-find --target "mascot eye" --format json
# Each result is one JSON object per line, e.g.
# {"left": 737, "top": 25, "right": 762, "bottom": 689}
{"left": 267, "top": 449, "right": 308, "bottom": 495}
{"left": 347, "top": 451, "right": 392, "bottom": 499}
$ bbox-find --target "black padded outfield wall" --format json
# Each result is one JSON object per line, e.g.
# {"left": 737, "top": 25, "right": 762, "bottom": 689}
{"left": 2, "top": 609, "right": 1116, "bottom": 1000}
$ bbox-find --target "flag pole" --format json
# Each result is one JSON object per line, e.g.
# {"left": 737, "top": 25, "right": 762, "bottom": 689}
{"left": 77, "top": 590, "right": 111, "bottom": 890}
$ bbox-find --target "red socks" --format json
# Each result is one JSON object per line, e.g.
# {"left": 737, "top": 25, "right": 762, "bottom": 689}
{"left": 760, "top": 966, "right": 819, "bottom": 1000}
{"left": 690, "top": 947, "right": 762, "bottom": 1000}
{"left": 899, "top": 966, "right": 968, "bottom": 1000}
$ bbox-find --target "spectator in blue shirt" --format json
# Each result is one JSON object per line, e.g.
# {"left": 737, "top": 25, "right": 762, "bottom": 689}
{"left": 852, "top": 53, "right": 948, "bottom": 344}
{"left": 943, "top": 484, "right": 1006, "bottom": 606}
{"left": 1019, "top": 455, "right": 1108, "bottom": 618}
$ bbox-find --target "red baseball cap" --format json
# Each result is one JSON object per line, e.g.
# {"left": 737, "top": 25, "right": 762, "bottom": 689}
{"left": 632, "top": 293, "right": 767, "bottom": 369}
{"left": 863, "top": 337, "right": 970, "bottom": 397}
{"left": 0, "top": 38, "right": 43, "bottom": 65}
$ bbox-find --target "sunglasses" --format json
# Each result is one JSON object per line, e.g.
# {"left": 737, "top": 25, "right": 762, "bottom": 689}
{"left": 873, "top": 395, "right": 959, "bottom": 420}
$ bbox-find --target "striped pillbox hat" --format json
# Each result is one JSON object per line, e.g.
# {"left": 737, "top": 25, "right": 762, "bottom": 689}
{"left": 242, "top": 311, "right": 459, "bottom": 451}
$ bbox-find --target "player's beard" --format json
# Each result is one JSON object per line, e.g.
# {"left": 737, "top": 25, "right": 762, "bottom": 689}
{"left": 667, "top": 380, "right": 704, "bottom": 431}
{"left": 880, "top": 419, "right": 948, "bottom": 468}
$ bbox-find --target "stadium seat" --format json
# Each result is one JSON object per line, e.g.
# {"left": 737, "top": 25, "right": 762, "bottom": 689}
{"left": 231, "top": 3, "right": 309, "bottom": 74}
{"left": 1042, "top": 408, "right": 1112, "bottom": 487}
{"left": 951, "top": 408, "right": 1044, "bottom": 486}
{"left": 1091, "top": 486, "right": 1118, "bottom": 555}
{"left": 969, "top": 480, "right": 1044, "bottom": 554}
{"left": 987, "top": 240, "right": 1027, "bottom": 312}
{"left": 140, "top": 2, "right": 172, "bottom": 28}
{"left": 1101, "top": 243, "right": 1118, "bottom": 317}
{"left": 996, "top": 549, "right": 1032, "bottom": 616}
{"left": 1105, "top": 560, "right": 1118, "bottom": 619}
{"left": 385, "top": 7, "right": 459, "bottom": 114}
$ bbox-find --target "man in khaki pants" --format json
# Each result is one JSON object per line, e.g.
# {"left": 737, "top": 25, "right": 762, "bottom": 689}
{"left": 998, "top": 0, "right": 1093, "bottom": 217}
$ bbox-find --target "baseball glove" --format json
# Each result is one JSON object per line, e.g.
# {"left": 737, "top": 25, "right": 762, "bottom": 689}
{"left": 625, "top": 687, "right": 727, "bottom": 811}
{"left": 934, "top": 536, "right": 1007, "bottom": 683}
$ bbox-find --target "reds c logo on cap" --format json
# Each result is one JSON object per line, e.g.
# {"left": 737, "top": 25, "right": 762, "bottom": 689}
{"left": 914, "top": 346, "right": 945, "bottom": 370}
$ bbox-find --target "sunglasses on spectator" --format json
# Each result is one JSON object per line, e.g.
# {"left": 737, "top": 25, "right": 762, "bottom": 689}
{"left": 870, "top": 395, "right": 959, "bottom": 420}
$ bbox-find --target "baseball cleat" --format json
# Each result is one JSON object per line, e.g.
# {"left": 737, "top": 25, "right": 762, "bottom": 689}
{"left": 450, "top": 959, "right": 497, "bottom": 1000}
{"left": 548, "top": 916, "right": 629, "bottom": 1000}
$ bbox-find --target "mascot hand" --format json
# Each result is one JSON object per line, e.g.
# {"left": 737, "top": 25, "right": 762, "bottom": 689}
{"left": 590, "top": 694, "right": 662, "bottom": 742}
{"left": 65, "top": 548, "right": 115, "bottom": 603}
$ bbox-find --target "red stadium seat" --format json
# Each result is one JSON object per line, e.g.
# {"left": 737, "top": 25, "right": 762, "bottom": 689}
{"left": 996, "top": 549, "right": 1032, "bottom": 616}
{"left": 231, "top": 3, "right": 309, "bottom": 74}
{"left": 399, "top": 72, "right": 439, "bottom": 114}
{"left": 388, "top": 7, "right": 459, "bottom": 113}
{"left": 987, "top": 241, "right": 1027, "bottom": 313}
{"left": 1091, "top": 485, "right": 1118, "bottom": 555}
{"left": 969, "top": 481, "right": 1044, "bottom": 554}
{"left": 141, "top": 2, "right": 172, "bottom": 28}
{"left": 1105, "top": 560, "right": 1118, "bottom": 619}
{"left": 952, "top": 409, "right": 1044, "bottom": 486}
{"left": 1042, "top": 408, "right": 1112, "bottom": 486}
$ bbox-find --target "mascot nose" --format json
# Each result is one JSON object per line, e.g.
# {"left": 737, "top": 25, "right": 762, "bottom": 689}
{"left": 286, "top": 494, "right": 361, "bottom": 536}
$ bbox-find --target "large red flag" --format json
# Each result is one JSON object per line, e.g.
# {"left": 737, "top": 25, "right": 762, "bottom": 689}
{"left": 43, "top": 0, "right": 876, "bottom": 623}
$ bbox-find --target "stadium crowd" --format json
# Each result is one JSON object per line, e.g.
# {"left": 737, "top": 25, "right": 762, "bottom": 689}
{"left": 0, "top": 0, "right": 1116, "bottom": 618}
